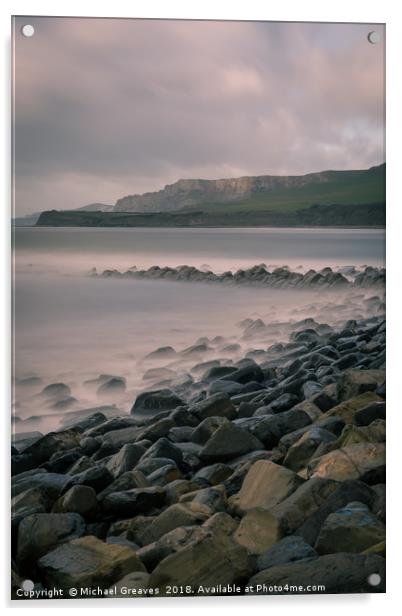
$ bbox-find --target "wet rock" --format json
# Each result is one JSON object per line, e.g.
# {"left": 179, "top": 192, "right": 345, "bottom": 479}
{"left": 101, "top": 486, "right": 165, "bottom": 517}
{"left": 194, "top": 463, "right": 232, "bottom": 486}
{"left": 147, "top": 464, "right": 182, "bottom": 486}
{"left": 220, "top": 362, "right": 264, "bottom": 384}
{"left": 323, "top": 391, "right": 382, "bottom": 424}
{"left": 137, "top": 503, "right": 210, "bottom": 545}
{"left": 256, "top": 536, "right": 317, "bottom": 572}
{"left": 97, "top": 469, "right": 149, "bottom": 500}
{"left": 266, "top": 393, "right": 299, "bottom": 414}
{"left": 200, "top": 422, "right": 263, "bottom": 463}
{"left": 131, "top": 389, "right": 184, "bottom": 419}
{"left": 191, "top": 392, "right": 236, "bottom": 421}
{"left": 22, "top": 430, "right": 81, "bottom": 467}
{"left": 97, "top": 377, "right": 126, "bottom": 397}
{"left": 64, "top": 465, "right": 114, "bottom": 493}
{"left": 314, "top": 501, "right": 385, "bottom": 554}
{"left": 338, "top": 369, "right": 386, "bottom": 401}
{"left": 38, "top": 535, "right": 145, "bottom": 591}
{"left": 52, "top": 485, "right": 98, "bottom": 518}
{"left": 39, "top": 383, "right": 71, "bottom": 400}
{"left": 355, "top": 401, "right": 386, "bottom": 426}
{"left": 209, "top": 380, "right": 243, "bottom": 396}
{"left": 106, "top": 443, "right": 146, "bottom": 478}
{"left": 251, "top": 409, "right": 312, "bottom": 448}
{"left": 190, "top": 416, "right": 228, "bottom": 445}
{"left": 230, "top": 460, "right": 304, "bottom": 513}
{"left": 139, "top": 437, "right": 183, "bottom": 467}
{"left": 144, "top": 346, "right": 177, "bottom": 361}
{"left": 17, "top": 512, "right": 86, "bottom": 572}
{"left": 180, "top": 485, "right": 227, "bottom": 515}
{"left": 249, "top": 552, "right": 385, "bottom": 593}
{"left": 283, "top": 427, "right": 337, "bottom": 472}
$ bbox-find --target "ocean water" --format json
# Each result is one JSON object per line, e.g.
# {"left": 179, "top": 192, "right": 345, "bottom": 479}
{"left": 12, "top": 226, "right": 385, "bottom": 433}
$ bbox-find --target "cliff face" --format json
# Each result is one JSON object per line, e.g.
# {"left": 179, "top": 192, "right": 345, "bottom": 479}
{"left": 114, "top": 171, "right": 337, "bottom": 212}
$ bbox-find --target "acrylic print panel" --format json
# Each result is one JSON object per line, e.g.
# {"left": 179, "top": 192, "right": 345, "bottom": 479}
{"left": 11, "top": 17, "right": 385, "bottom": 600}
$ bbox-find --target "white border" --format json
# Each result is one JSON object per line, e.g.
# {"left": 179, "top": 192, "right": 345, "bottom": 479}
{"left": 1, "top": 0, "right": 401, "bottom": 613}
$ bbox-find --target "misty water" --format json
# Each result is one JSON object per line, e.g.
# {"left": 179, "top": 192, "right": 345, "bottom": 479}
{"left": 13, "top": 226, "right": 385, "bottom": 435}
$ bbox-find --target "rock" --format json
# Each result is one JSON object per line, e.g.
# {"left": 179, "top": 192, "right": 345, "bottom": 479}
{"left": 43, "top": 450, "right": 82, "bottom": 474}
{"left": 38, "top": 535, "right": 145, "bottom": 591}
{"left": 147, "top": 464, "right": 182, "bottom": 486}
{"left": 97, "top": 470, "right": 149, "bottom": 500}
{"left": 338, "top": 369, "right": 386, "bottom": 401}
{"left": 190, "top": 416, "right": 228, "bottom": 445}
{"left": 139, "top": 437, "right": 183, "bottom": 467}
{"left": 256, "top": 536, "right": 317, "bottom": 571}
{"left": 322, "top": 392, "right": 382, "bottom": 424}
{"left": 131, "top": 389, "right": 184, "bottom": 419}
{"left": 220, "top": 363, "right": 264, "bottom": 384}
{"left": 109, "top": 571, "right": 150, "bottom": 597}
{"left": 302, "top": 381, "right": 323, "bottom": 399}
{"left": 180, "top": 485, "right": 227, "bottom": 515}
{"left": 138, "top": 418, "right": 175, "bottom": 442}
{"left": 209, "top": 380, "right": 243, "bottom": 396}
{"left": 248, "top": 553, "right": 385, "bottom": 593}
{"left": 308, "top": 443, "right": 385, "bottom": 483}
{"left": 202, "top": 365, "right": 237, "bottom": 380}
{"left": 337, "top": 421, "right": 385, "bottom": 447}
{"left": 251, "top": 409, "right": 312, "bottom": 448}
{"left": 193, "top": 463, "right": 232, "bottom": 486}
{"left": 12, "top": 471, "right": 70, "bottom": 499}
{"left": 64, "top": 465, "right": 114, "bottom": 493}
{"left": 106, "top": 444, "right": 146, "bottom": 478}
{"left": 52, "top": 485, "right": 98, "bottom": 518}
{"left": 101, "top": 486, "right": 165, "bottom": 517}
{"left": 314, "top": 501, "right": 385, "bottom": 554}
{"left": 97, "top": 377, "right": 126, "bottom": 397}
{"left": 22, "top": 430, "right": 81, "bottom": 467}
{"left": 355, "top": 402, "right": 386, "bottom": 426}
{"left": 12, "top": 487, "right": 50, "bottom": 524}
{"left": 234, "top": 508, "right": 283, "bottom": 554}
{"left": 200, "top": 422, "right": 263, "bottom": 463}
{"left": 17, "top": 512, "right": 86, "bottom": 572}
{"left": 136, "top": 503, "right": 209, "bottom": 545}
{"left": 230, "top": 460, "right": 304, "bottom": 513}
{"left": 149, "top": 530, "right": 253, "bottom": 595}
{"left": 144, "top": 346, "right": 176, "bottom": 360}
{"left": 40, "top": 382, "right": 71, "bottom": 399}
{"left": 264, "top": 393, "right": 298, "bottom": 415}
{"left": 283, "top": 427, "right": 337, "bottom": 472}
{"left": 191, "top": 392, "right": 236, "bottom": 421}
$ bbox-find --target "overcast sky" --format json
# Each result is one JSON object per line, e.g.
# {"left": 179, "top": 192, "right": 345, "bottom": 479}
{"left": 13, "top": 17, "right": 385, "bottom": 215}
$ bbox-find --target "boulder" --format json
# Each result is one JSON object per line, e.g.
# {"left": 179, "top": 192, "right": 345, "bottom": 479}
{"left": 314, "top": 501, "right": 386, "bottom": 554}
{"left": 106, "top": 444, "right": 146, "bottom": 478}
{"left": 22, "top": 430, "right": 81, "bottom": 467}
{"left": 149, "top": 531, "right": 253, "bottom": 594}
{"left": 256, "top": 535, "right": 317, "bottom": 572}
{"left": 190, "top": 416, "right": 228, "bottom": 445}
{"left": 138, "top": 437, "right": 183, "bottom": 466}
{"left": 97, "top": 470, "right": 149, "bottom": 500}
{"left": 193, "top": 463, "right": 232, "bottom": 486}
{"left": 131, "top": 389, "right": 184, "bottom": 419}
{"left": 230, "top": 460, "right": 304, "bottom": 513}
{"left": 200, "top": 422, "right": 263, "bottom": 463}
{"left": 180, "top": 485, "right": 227, "bottom": 515}
{"left": 64, "top": 465, "right": 114, "bottom": 493}
{"left": 191, "top": 392, "right": 236, "bottom": 421}
{"left": 52, "top": 485, "right": 98, "bottom": 517}
{"left": 322, "top": 392, "right": 382, "bottom": 424}
{"left": 338, "top": 370, "right": 386, "bottom": 401}
{"left": 17, "top": 512, "right": 86, "bottom": 572}
{"left": 136, "top": 503, "right": 209, "bottom": 545}
{"left": 355, "top": 402, "right": 386, "bottom": 426}
{"left": 248, "top": 552, "right": 385, "bottom": 593}
{"left": 307, "top": 443, "right": 385, "bottom": 484}
{"left": 38, "top": 535, "right": 145, "bottom": 591}
{"left": 283, "top": 427, "right": 337, "bottom": 472}
{"left": 101, "top": 486, "right": 165, "bottom": 517}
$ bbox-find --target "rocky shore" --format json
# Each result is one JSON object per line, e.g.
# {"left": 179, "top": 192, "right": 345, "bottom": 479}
{"left": 12, "top": 280, "right": 386, "bottom": 598}
{"left": 94, "top": 264, "right": 385, "bottom": 290}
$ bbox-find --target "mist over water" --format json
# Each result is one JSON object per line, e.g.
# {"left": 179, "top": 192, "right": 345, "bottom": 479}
{"left": 13, "top": 227, "right": 385, "bottom": 435}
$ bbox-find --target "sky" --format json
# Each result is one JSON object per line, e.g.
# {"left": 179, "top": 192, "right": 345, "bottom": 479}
{"left": 13, "top": 17, "right": 385, "bottom": 215}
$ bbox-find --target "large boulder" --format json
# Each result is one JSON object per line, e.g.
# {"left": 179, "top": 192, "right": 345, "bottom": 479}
{"left": 199, "top": 422, "right": 263, "bottom": 463}
{"left": 106, "top": 443, "right": 146, "bottom": 478}
{"left": 38, "top": 535, "right": 146, "bottom": 591}
{"left": 149, "top": 530, "right": 253, "bottom": 595}
{"left": 248, "top": 553, "right": 385, "bottom": 593}
{"left": 21, "top": 430, "right": 81, "bottom": 467}
{"left": 17, "top": 512, "right": 86, "bottom": 572}
{"left": 314, "top": 501, "right": 386, "bottom": 554}
{"left": 131, "top": 389, "right": 184, "bottom": 419}
{"left": 283, "top": 427, "right": 337, "bottom": 472}
{"left": 191, "top": 393, "right": 236, "bottom": 421}
{"left": 230, "top": 460, "right": 304, "bottom": 513}
{"left": 136, "top": 503, "right": 209, "bottom": 545}
{"left": 338, "top": 370, "right": 385, "bottom": 401}
{"left": 52, "top": 485, "right": 98, "bottom": 518}
{"left": 322, "top": 392, "right": 382, "bottom": 424}
{"left": 307, "top": 443, "right": 385, "bottom": 484}
{"left": 256, "top": 536, "right": 317, "bottom": 572}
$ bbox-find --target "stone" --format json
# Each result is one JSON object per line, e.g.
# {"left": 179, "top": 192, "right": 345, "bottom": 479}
{"left": 40, "top": 382, "right": 71, "bottom": 399}
{"left": 136, "top": 503, "right": 209, "bottom": 545}
{"left": 22, "top": 430, "right": 81, "bottom": 467}
{"left": 106, "top": 444, "right": 146, "bottom": 478}
{"left": 138, "top": 418, "right": 175, "bottom": 442}
{"left": 190, "top": 416, "right": 228, "bottom": 445}
{"left": 337, "top": 421, "right": 385, "bottom": 447}
{"left": 64, "top": 465, "right": 114, "bottom": 493}
{"left": 338, "top": 369, "right": 386, "bottom": 401}
{"left": 38, "top": 535, "right": 145, "bottom": 591}
{"left": 17, "top": 512, "right": 86, "bottom": 572}
{"left": 307, "top": 443, "right": 385, "bottom": 483}
{"left": 256, "top": 536, "right": 317, "bottom": 572}
{"left": 355, "top": 402, "right": 386, "bottom": 426}
{"left": 139, "top": 437, "right": 183, "bottom": 467}
{"left": 149, "top": 531, "right": 253, "bottom": 595}
{"left": 209, "top": 380, "right": 243, "bottom": 396}
{"left": 97, "top": 469, "right": 149, "bottom": 500}
{"left": 314, "top": 501, "right": 386, "bottom": 554}
{"left": 180, "top": 485, "right": 227, "bottom": 515}
{"left": 191, "top": 392, "right": 236, "bottom": 421}
{"left": 283, "top": 427, "right": 337, "bottom": 472}
{"left": 52, "top": 485, "right": 98, "bottom": 518}
{"left": 147, "top": 464, "right": 182, "bottom": 486}
{"left": 220, "top": 363, "right": 264, "bottom": 384}
{"left": 234, "top": 508, "right": 284, "bottom": 554}
{"left": 101, "top": 486, "right": 165, "bottom": 517}
{"left": 131, "top": 388, "right": 183, "bottom": 420}
{"left": 251, "top": 409, "right": 312, "bottom": 448}
{"left": 267, "top": 393, "right": 299, "bottom": 414}
{"left": 137, "top": 526, "right": 208, "bottom": 571}
{"left": 323, "top": 391, "right": 382, "bottom": 424}
{"left": 193, "top": 463, "right": 232, "bottom": 486}
{"left": 230, "top": 460, "right": 304, "bottom": 513}
{"left": 248, "top": 553, "right": 385, "bottom": 593}
{"left": 200, "top": 422, "right": 263, "bottom": 463}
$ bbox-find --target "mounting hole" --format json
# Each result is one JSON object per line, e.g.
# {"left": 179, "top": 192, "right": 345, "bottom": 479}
{"left": 367, "top": 31, "right": 380, "bottom": 44}
{"left": 21, "top": 579, "right": 34, "bottom": 591}
{"left": 367, "top": 573, "right": 382, "bottom": 586}
{"left": 21, "top": 24, "right": 35, "bottom": 38}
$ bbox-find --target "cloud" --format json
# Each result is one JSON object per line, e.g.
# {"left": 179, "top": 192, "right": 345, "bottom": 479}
{"left": 13, "top": 17, "right": 385, "bottom": 214}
